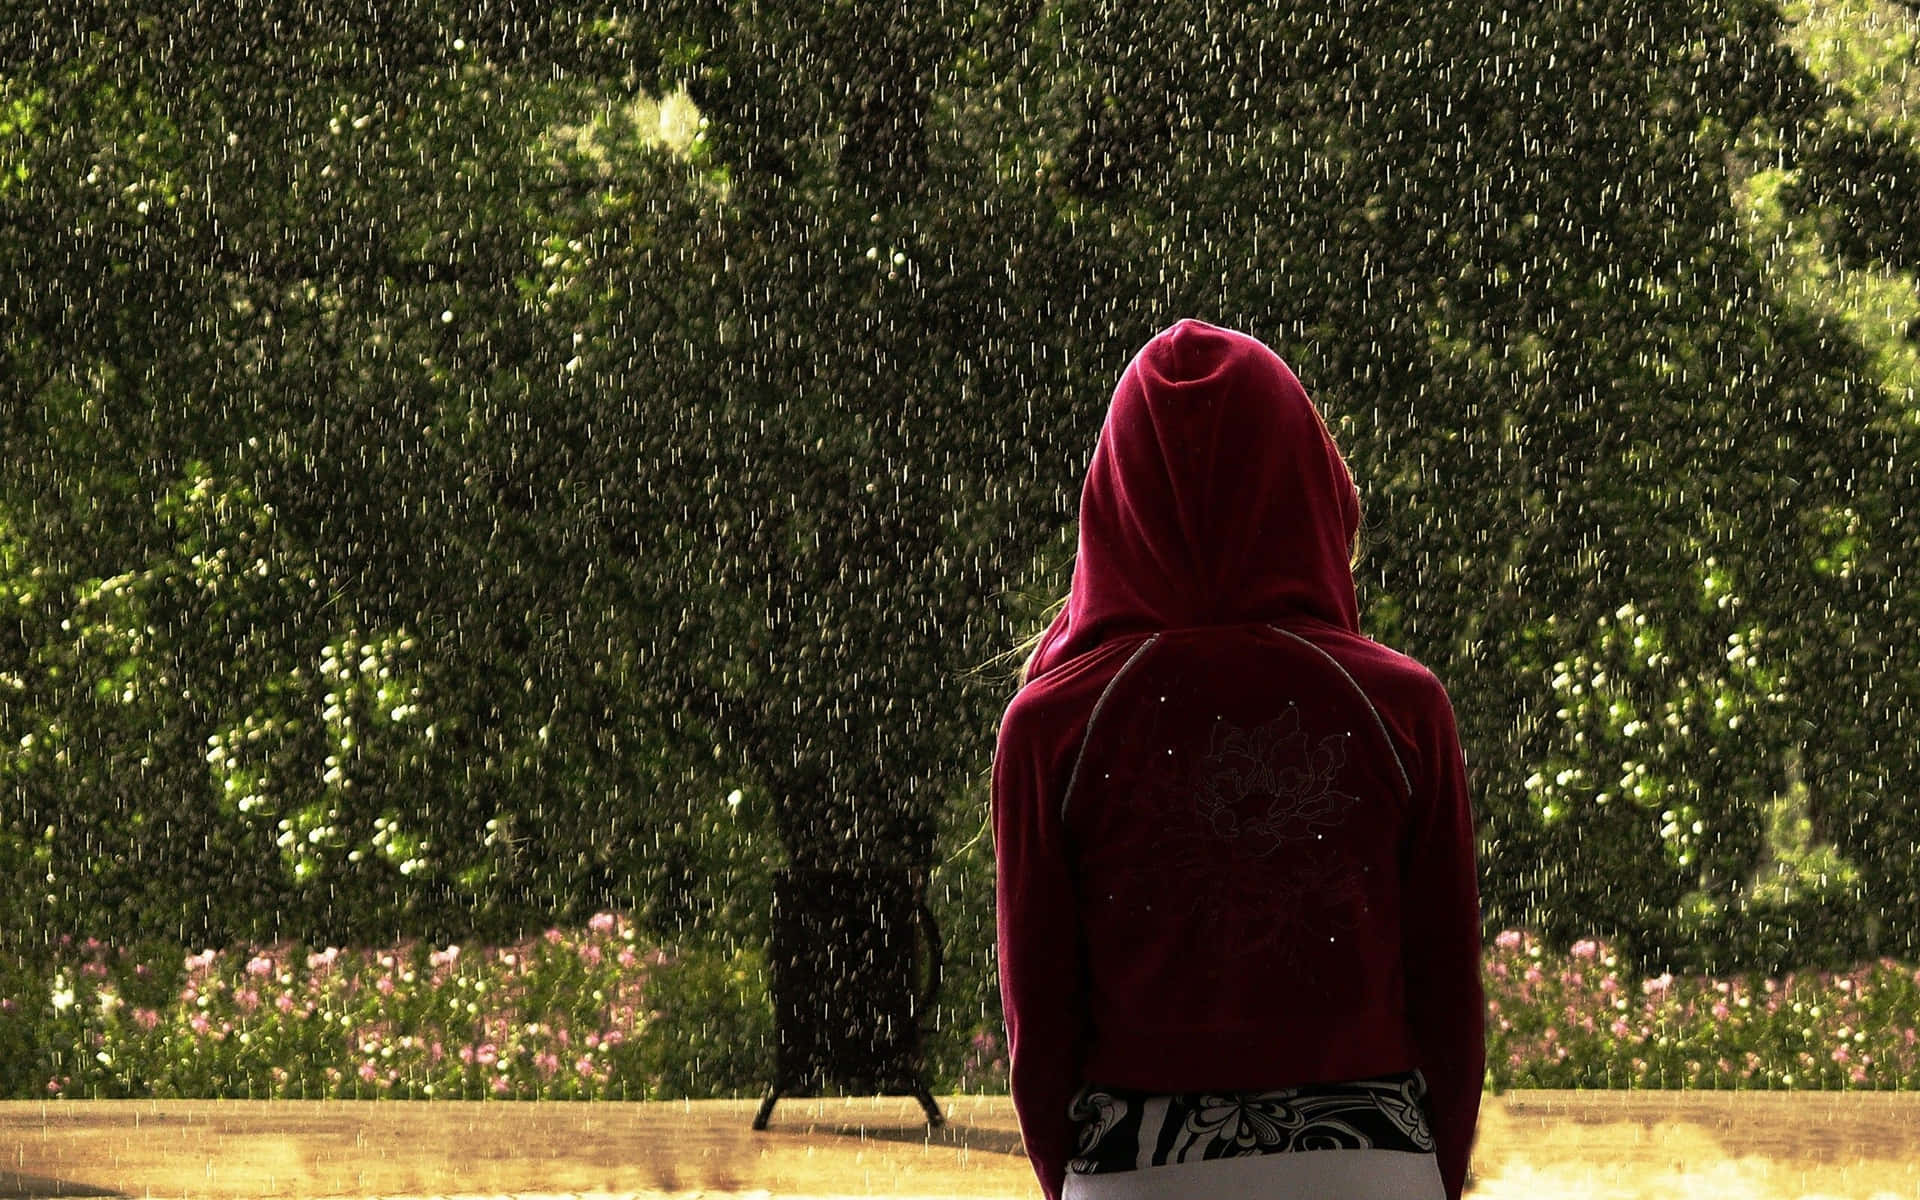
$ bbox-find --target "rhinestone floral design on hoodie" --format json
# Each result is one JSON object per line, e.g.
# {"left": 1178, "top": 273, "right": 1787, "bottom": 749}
{"left": 1104, "top": 705, "right": 1370, "bottom": 977}
{"left": 1194, "top": 708, "right": 1360, "bottom": 856}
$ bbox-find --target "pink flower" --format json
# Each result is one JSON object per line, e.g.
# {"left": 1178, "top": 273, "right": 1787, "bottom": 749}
{"left": 430, "top": 1041, "right": 444, "bottom": 1065}
{"left": 1524, "top": 966, "right": 1543, "bottom": 984}
{"left": 544, "top": 929, "right": 564, "bottom": 945}
{"left": 46, "top": 1078, "right": 62, "bottom": 1095}
{"left": 475, "top": 1043, "right": 498, "bottom": 1066}
{"left": 616, "top": 948, "right": 636, "bottom": 968}
{"left": 1712, "top": 1002, "right": 1730, "bottom": 1020}
{"left": 1904, "top": 1029, "right": 1917, "bottom": 1046}
{"left": 575, "top": 1056, "right": 595, "bottom": 1078}
{"left": 430, "top": 945, "right": 461, "bottom": 969}
{"left": 246, "top": 955, "right": 274, "bottom": 977}
{"left": 1642, "top": 973, "right": 1673, "bottom": 998}
{"left": 1851, "top": 1066, "right": 1868, "bottom": 1085}
{"left": 1490, "top": 962, "right": 1509, "bottom": 979}
{"left": 1496, "top": 930, "right": 1523, "bottom": 951}
{"left": 588, "top": 913, "right": 616, "bottom": 934}
{"left": 1508, "top": 1051, "right": 1524, "bottom": 1067}
{"left": 1610, "top": 1019, "right": 1632, "bottom": 1038}
{"left": 358, "top": 1061, "right": 379, "bottom": 1082}
{"left": 579, "top": 943, "right": 603, "bottom": 966}
{"left": 1600, "top": 976, "right": 1620, "bottom": 994}
{"left": 276, "top": 993, "right": 295, "bottom": 1014}
{"left": 375, "top": 975, "right": 395, "bottom": 996}
{"left": 1570, "top": 939, "right": 1599, "bottom": 960}
{"left": 1832, "top": 1046, "right": 1851, "bottom": 1064}
{"left": 235, "top": 988, "right": 260, "bottom": 1014}
{"left": 535, "top": 1051, "right": 560, "bottom": 1079}
{"left": 133, "top": 1007, "right": 161, "bottom": 1031}
{"left": 491, "top": 1074, "right": 512, "bottom": 1095}
{"left": 189, "top": 1014, "right": 211, "bottom": 1035}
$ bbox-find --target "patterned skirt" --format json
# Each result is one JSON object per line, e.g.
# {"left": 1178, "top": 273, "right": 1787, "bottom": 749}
{"left": 1060, "top": 1069, "right": 1444, "bottom": 1200}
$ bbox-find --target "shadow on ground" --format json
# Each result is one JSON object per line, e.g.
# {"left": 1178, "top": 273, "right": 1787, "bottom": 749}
{"left": 826, "top": 1121, "right": 1028, "bottom": 1157}
{"left": 0, "top": 1172, "right": 127, "bottom": 1200}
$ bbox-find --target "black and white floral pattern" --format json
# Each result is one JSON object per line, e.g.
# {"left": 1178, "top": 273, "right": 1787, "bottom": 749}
{"left": 1067, "top": 1070, "right": 1435, "bottom": 1176}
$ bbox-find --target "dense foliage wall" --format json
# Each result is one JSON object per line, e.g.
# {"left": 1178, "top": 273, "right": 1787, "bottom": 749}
{"left": 3, "top": 0, "right": 1918, "bottom": 993}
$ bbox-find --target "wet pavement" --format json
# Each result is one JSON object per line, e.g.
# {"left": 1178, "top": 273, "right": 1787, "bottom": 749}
{"left": 3, "top": 1091, "right": 1919, "bottom": 1199}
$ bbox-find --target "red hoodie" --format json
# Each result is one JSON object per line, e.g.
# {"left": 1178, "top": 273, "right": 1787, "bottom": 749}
{"left": 993, "top": 320, "right": 1485, "bottom": 1200}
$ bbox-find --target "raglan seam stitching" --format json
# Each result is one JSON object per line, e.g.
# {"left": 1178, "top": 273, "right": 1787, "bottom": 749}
{"left": 1264, "top": 624, "right": 1415, "bottom": 805}
{"left": 1060, "top": 635, "right": 1162, "bottom": 825}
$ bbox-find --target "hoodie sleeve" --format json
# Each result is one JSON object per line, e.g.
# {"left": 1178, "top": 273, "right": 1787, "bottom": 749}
{"left": 993, "top": 699, "right": 1087, "bottom": 1200}
{"left": 1401, "top": 675, "right": 1487, "bottom": 1200}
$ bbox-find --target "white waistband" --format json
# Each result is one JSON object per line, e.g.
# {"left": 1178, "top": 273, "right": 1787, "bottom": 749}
{"left": 1062, "top": 1147, "right": 1445, "bottom": 1200}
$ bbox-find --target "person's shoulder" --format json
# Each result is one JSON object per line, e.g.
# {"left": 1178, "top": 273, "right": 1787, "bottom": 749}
{"left": 1313, "top": 628, "right": 1453, "bottom": 714}
{"left": 1002, "top": 634, "right": 1159, "bottom": 733}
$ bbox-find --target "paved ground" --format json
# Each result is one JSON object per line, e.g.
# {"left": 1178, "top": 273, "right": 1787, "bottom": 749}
{"left": 3, "top": 1091, "right": 1920, "bottom": 1199}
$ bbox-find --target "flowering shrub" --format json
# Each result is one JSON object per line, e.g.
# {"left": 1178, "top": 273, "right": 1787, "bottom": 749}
{"left": 6, "top": 922, "right": 1915, "bottom": 1099}
{"left": 955, "top": 1027, "right": 1009, "bottom": 1093}
{"left": 7, "top": 915, "right": 680, "bottom": 1100}
{"left": 1483, "top": 929, "right": 1920, "bottom": 1090}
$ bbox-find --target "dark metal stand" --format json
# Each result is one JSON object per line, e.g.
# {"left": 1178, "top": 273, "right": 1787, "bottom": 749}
{"left": 753, "top": 1081, "right": 945, "bottom": 1131}
{"left": 751, "top": 864, "right": 945, "bottom": 1130}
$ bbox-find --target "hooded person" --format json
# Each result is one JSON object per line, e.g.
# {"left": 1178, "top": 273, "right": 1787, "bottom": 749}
{"left": 992, "top": 320, "right": 1485, "bottom": 1200}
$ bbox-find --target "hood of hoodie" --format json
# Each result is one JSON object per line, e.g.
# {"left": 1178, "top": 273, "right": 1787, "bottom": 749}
{"left": 1026, "top": 319, "right": 1360, "bottom": 684}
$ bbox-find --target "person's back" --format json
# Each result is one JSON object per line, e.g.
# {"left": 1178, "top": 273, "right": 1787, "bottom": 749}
{"left": 993, "top": 320, "right": 1485, "bottom": 1200}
